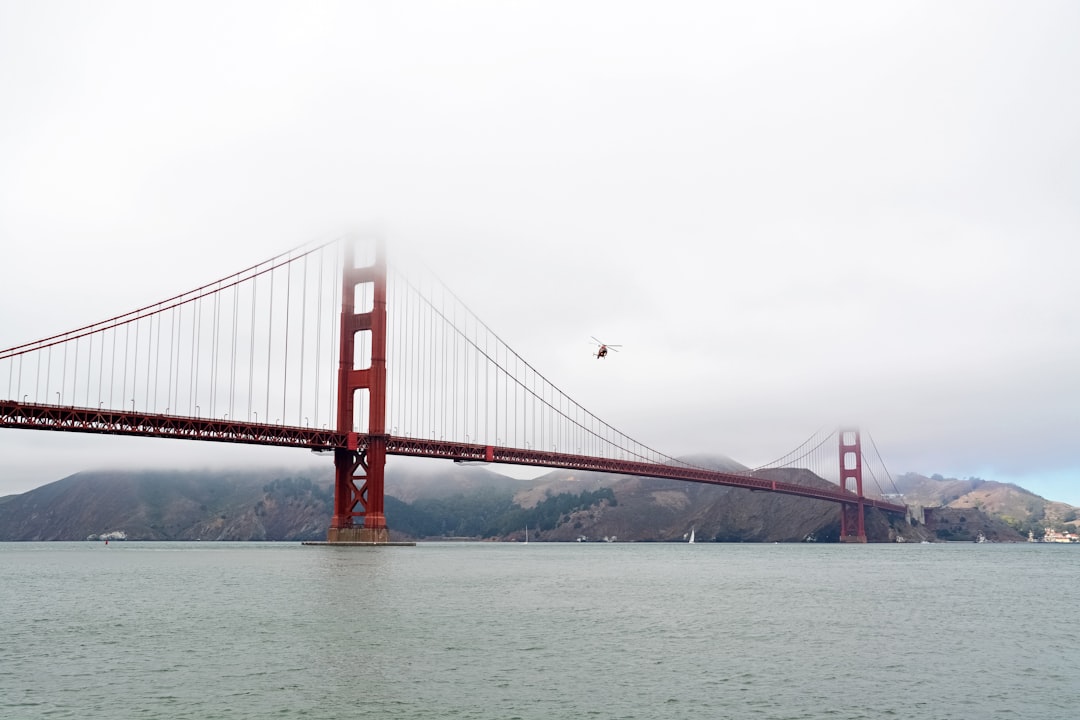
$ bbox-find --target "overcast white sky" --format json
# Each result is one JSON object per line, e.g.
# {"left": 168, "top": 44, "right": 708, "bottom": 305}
{"left": 2, "top": 1, "right": 1078, "bottom": 504}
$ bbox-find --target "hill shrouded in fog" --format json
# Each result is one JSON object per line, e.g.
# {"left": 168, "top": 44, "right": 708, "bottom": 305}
{"left": 1, "top": 460, "right": 1071, "bottom": 543}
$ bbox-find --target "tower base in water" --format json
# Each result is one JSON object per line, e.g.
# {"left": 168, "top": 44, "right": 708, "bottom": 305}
{"left": 303, "top": 527, "right": 414, "bottom": 546}
{"left": 326, "top": 526, "right": 390, "bottom": 544}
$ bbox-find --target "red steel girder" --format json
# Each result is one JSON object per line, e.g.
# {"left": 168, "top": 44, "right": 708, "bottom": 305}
{"left": 384, "top": 436, "right": 908, "bottom": 515}
{"left": 2, "top": 401, "right": 907, "bottom": 517}
{"left": 0, "top": 400, "right": 346, "bottom": 451}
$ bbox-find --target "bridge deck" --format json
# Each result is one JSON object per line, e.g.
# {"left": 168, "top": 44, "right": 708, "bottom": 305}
{"left": 1, "top": 401, "right": 906, "bottom": 514}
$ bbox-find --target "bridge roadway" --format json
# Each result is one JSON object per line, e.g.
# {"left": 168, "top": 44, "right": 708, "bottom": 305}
{"left": 0, "top": 400, "right": 907, "bottom": 514}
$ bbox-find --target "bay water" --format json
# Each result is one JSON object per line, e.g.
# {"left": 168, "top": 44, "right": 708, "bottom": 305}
{"left": 1, "top": 541, "right": 1077, "bottom": 719}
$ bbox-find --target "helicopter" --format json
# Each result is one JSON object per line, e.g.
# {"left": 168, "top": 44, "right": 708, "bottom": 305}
{"left": 590, "top": 337, "right": 622, "bottom": 359}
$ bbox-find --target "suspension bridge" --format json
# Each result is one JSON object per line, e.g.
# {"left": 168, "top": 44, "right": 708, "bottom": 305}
{"left": 0, "top": 238, "right": 908, "bottom": 543}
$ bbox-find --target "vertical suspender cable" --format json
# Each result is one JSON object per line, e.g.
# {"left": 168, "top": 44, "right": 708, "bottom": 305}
{"left": 388, "top": 268, "right": 395, "bottom": 432}
{"left": 167, "top": 308, "right": 175, "bottom": 413}
{"left": 299, "top": 255, "right": 307, "bottom": 426}
{"left": 84, "top": 334, "right": 92, "bottom": 406}
{"left": 473, "top": 314, "right": 478, "bottom": 442}
{"left": 111, "top": 326, "right": 118, "bottom": 408}
{"left": 530, "top": 361, "right": 536, "bottom": 452}
{"left": 248, "top": 271, "right": 257, "bottom": 421}
{"left": 283, "top": 260, "right": 292, "bottom": 424}
{"left": 410, "top": 274, "right": 419, "bottom": 433}
{"left": 453, "top": 298, "right": 458, "bottom": 441}
{"left": 265, "top": 269, "right": 274, "bottom": 423}
{"left": 33, "top": 342, "right": 41, "bottom": 402}
{"left": 331, "top": 246, "right": 340, "bottom": 431}
{"left": 417, "top": 276, "right": 424, "bottom": 436}
{"left": 428, "top": 276, "right": 433, "bottom": 438}
{"left": 121, "top": 325, "right": 129, "bottom": 411}
{"left": 415, "top": 274, "right": 422, "bottom": 436}
{"left": 414, "top": 277, "right": 421, "bottom": 437}
{"left": 511, "top": 354, "right": 516, "bottom": 446}
{"left": 412, "top": 279, "right": 419, "bottom": 436}
{"left": 483, "top": 332, "right": 488, "bottom": 443}
{"left": 418, "top": 274, "right": 425, "bottom": 436}
{"left": 395, "top": 267, "right": 402, "bottom": 434}
{"left": 30, "top": 341, "right": 39, "bottom": 403}
{"left": 211, "top": 285, "right": 220, "bottom": 415}
{"left": 314, "top": 250, "right": 323, "bottom": 428}
{"left": 44, "top": 345, "right": 51, "bottom": 405}
{"left": 133, "top": 320, "right": 141, "bottom": 409}
{"left": 418, "top": 275, "right": 425, "bottom": 435}
{"left": 174, "top": 304, "right": 183, "bottom": 415}
{"left": 229, "top": 281, "right": 238, "bottom": 419}
{"left": 441, "top": 285, "right": 446, "bottom": 440}
{"left": 429, "top": 277, "right": 433, "bottom": 437}
{"left": 146, "top": 314, "right": 154, "bottom": 411}
{"left": 504, "top": 345, "right": 509, "bottom": 446}
{"left": 494, "top": 334, "right": 499, "bottom": 443}
{"left": 98, "top": 330, "right": 105, "bottom": 407}
{"left": 155, "top": 313, "right": 163, "bottom": 414}
{"left": 191, "top": 298, "right": 200, "bottom": 415}
{"left": 463, "top": 308, "right": 469, "bottom": 442}
{"left": 73, "top": 337, "right": 80, "bottom": 407}
{"left": 400, "top": 269, "right": 406, "bottom": 434}
{"left": 427, "top": 273, "right": 432, "bottom": 436}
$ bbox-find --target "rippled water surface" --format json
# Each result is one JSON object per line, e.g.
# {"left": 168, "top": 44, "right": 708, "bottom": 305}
{"left": 2, "top": 541, "right": 1078, "bottom": 719}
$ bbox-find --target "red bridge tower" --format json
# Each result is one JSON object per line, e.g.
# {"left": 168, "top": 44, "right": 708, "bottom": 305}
{"left": 838, "top": 429, "right": 867, "bottom": 543}
{"left": 327, "top": 240, "right": 390, "bottom": 543}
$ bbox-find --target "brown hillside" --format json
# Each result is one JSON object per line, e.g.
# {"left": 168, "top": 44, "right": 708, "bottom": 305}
{"left": 0, "top": 469, "right": 332, "bottom": 541}
{"left": 895, "top": 472, "right": 1076, "bottom": 533}
{"left": 515, "top": 465, "right": 921, "bottom": 543}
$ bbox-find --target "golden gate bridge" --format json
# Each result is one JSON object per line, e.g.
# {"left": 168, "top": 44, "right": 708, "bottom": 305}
{"left": 0, "top": 237, "right": 908, "bottom": 542}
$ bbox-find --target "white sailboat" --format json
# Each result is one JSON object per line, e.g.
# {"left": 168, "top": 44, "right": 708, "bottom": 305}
{"left": 688, "top": 527, "right": 695, "bottom": 544}
{"left": 524, "top": 525, "right": 529, "bottom": 544}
